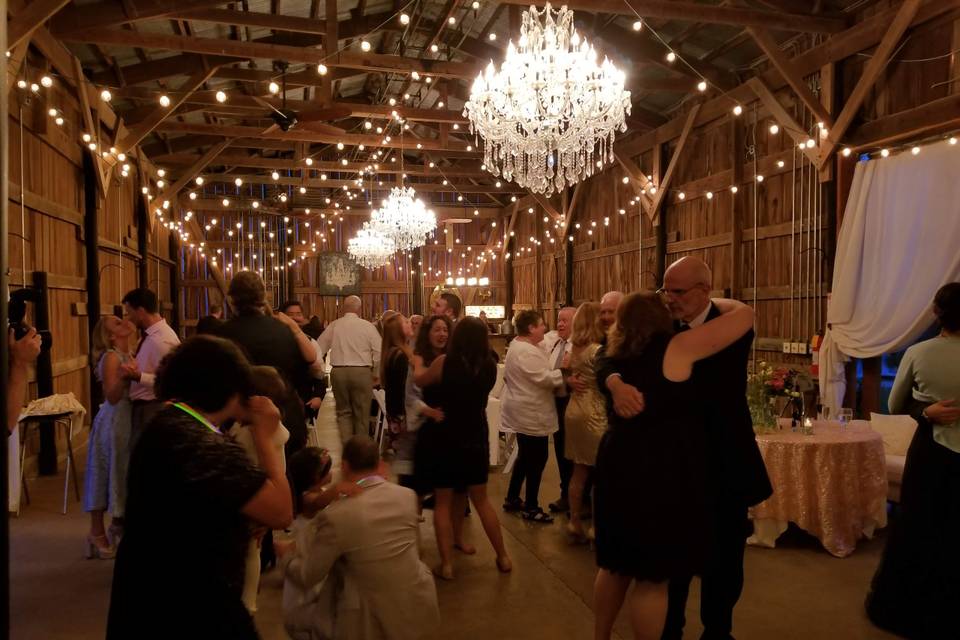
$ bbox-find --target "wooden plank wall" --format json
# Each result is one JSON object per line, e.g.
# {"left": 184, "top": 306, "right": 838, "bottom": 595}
{"left": 7, "top": 47, "right": 174, "bottom": 473}
{"left": 510, "top": 7, "right": 960, "bottom": 346}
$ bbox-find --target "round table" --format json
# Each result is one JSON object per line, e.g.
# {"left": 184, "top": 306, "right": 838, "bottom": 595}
{"left": 748, "top": 419, "right": 888, "bottom": 558}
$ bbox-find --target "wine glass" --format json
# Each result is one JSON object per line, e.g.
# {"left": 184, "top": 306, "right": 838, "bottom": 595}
{"left": 838, "top": 408, "right": 853, "bottom": 432}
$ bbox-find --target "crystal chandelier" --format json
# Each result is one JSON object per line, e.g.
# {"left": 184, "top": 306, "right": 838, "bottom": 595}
{"left": 370, "top": 186, "right": 437, "bottom": 251}
{"left": 348, "top": 222, "right": 396, "bottom": 269}
{"left": 463, "top": 3, "right": 631, "bottom": 196}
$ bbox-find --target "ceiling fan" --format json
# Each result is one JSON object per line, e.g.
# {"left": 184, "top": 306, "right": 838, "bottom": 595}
{"left": 253, "top": 61, "right": 352, "bottom": 135}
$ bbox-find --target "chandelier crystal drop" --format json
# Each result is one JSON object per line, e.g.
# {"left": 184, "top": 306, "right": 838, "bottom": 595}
{"left": 348, "top": 223, "right": 396, "bottom": 269}
{"left": 370, "top": 186, "right": 437, "bottom": 251}
{"left": 463, "top": 3, "right": 631, "bottom": 196}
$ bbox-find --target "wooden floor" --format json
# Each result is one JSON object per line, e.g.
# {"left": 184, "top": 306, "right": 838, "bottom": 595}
{"left": 10, "top": 399, "right": 898, "bottom": 639}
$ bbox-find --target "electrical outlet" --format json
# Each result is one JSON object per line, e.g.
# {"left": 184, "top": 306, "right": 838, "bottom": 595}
{"left": 782, "top": 341, "right": 792, "bottom": 354}
{"left": 792, "top": 342, "right": 803, "bottom": 354}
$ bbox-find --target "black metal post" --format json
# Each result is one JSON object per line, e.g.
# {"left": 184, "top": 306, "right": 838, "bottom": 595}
{"left": 31, "top": 272, "right": 56, "bottom": 476}
{"left": 83, "top": 153, "right": 101, "bottom": 338}
{"left": 1, "top": 7, "right": 12, "bottom": 636}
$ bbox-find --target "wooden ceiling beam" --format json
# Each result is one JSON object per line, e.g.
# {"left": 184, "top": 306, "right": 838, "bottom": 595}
{"left": 747, "top": 77, "right": 821, "bottom": 166}
{"left": 7, "top": 0, "right": 72, "bottom": 49}
{"left": 614, "top": 0, "right": 956, "bottom": 159}
{"left": 50, "top": 0, "right": 227, "bottom": 33}
{"left": 168, "top": 8, "right": 327, "bottom": 35}
{"left": 498, "top": 0, "right": 847, "bottom": 33}
{"left": 153, "top": 120, "right": 480, "bottom": 153}
{"left": 183, "top": 200, "right": 499, "bottom": 219}
{"left": 744, "top": 23, "right": 834, "bottom": 128}
{"left": 152, "top": 152, "right": 487, "bottom": 177}
{"left": 117, "top": 64, "right": 221, "bottom": 153}
{"left": 820, "top": 0, "right": 923, "bottom": 164}
{"left": 58, "top": 28, "right": 327, "bottom": 65}
{"left": 154, "top": 137, "right": 235, "bottom": 207}
{"left": 198, "top": 176, "right": 522, "bottom": 194}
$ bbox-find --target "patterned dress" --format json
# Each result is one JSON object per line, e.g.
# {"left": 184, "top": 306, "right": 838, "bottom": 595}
{"left": 83, "top": 349, "right": 133, "bottom": 517}
{"left": 563, "top": 343, "right": 608, "bottom": 466}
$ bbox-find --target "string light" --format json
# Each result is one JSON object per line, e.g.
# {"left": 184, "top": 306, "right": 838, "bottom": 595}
{"left": 215, "top": 91, "right": 227, "bottom": 103}
{"left": 633, "top": 20, "right": 643, "bottom": 31}
{"left": 100, "top": 89, "right": 112, "bottom": 102}
{"left": 317, "top": 64, "right": 328, "bottom": 75}
{"left": 361, "top": 40, "right": 371, "bottom": 52}
{"left": 268, "top": 81, "right": 280, "bottom": 94}
{"left": 159, "top": 94, "right": 171, "bottom": 107}
{"left": 666, "top": 51, "right": 676, "bottom": 63}
{"left": 697, "top": 81, "right": 707, "bottom": 92}
{"left": 769, "top": 123, "right": 779, "bottom": 135}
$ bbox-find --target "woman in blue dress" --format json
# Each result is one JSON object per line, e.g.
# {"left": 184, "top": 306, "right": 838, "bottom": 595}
{"left": 83, "top": 315, "right": 136, "bottom": 558}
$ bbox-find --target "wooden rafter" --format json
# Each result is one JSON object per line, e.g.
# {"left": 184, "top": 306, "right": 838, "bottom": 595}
{"left": 118, "top": 64, "right": 221, "bottom": 154}
{"left": 155, "top": 137, "right": 235, "bottom": 207}
{"left": 73, "top": 56, "right": 107, "bottom": 193}
{"left": 499, "top": 0, "right": 847, "bottom": 33}
{"left": 614, "top": 153, "right": 654, "bottom": 214}
{"left": 50, "top": 0, "right": 228, "bottom": 33}
{"left": 820, "top": 0, "right": 923, "bottom": 164}
{"left": 169, "top": 8, "right": 327, "bottom": 35}
{"left": 747, "top": 77, "right": 821, "bottom": 166}
{"left": 648, "top": 103, "right": 701, "bottom": 218}
{"left": 152, "top": 153, "right": 486, "bottom": 177}
{"left": 7, "top": 0, "right": 72, "bottom": 50}
{"left": 152, "top": 121, "right": 479, "bottom": 154}
{"left": 531, "top": 193, "right": 563, "bottom": 222}
{"left": 744, "top": 24, "right": 834, "bottom": 128}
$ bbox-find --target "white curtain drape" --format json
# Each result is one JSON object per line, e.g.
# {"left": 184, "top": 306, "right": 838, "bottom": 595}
{"left": 820, "top": 140, "right": 960, "bottom": 413}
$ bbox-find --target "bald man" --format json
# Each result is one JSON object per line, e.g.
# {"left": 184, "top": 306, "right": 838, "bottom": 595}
{"left": 605, "top": 258, "right": 771, "bottom": 640}
{"left": 599, "top": 291, "right": 624, "bottom": 332}
{"left": 316, "top": 296, "right": 383, "bottom": 442}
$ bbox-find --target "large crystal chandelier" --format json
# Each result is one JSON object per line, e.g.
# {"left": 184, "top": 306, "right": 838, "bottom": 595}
{"left": 463, "top": 3, "right": 631, "bottom": 196}
{"left": 348, "top": 222, "right": 396, "bottom": 269}
{"left": 370, "top": 186, "right": 437, "bottom": 251}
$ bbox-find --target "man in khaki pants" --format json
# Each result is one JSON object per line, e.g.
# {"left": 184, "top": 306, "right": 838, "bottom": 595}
{"left": 315, "top": 296, "right": 382, "bottom": 442}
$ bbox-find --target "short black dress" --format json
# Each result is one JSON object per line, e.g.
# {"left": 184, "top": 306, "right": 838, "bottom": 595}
{"left": 415, "top": 355, "right": 496, "bottom": 490}
{"left": 594, "top": 334, "right": 711, "bottom": 582}
{"left": 107, "top": 405, "right": 266, "bottom": 639}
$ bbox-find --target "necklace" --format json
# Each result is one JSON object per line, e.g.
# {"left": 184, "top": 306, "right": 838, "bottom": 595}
{"left": 171, "top": 402, "right": 220, "bottom": 434}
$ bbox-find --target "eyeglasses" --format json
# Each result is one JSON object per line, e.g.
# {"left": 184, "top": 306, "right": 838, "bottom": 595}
{"left": 656, "top": 287, "right": 691, "bottom": 297}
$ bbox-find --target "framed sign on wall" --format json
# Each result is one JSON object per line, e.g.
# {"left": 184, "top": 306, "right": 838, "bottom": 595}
{"left": 316, "top": 253, "right": 362, "bottom": 295}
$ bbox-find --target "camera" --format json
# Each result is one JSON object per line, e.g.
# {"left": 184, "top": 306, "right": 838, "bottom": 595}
{"left": 9, "top": 288, "right": 53, "bottom": 352}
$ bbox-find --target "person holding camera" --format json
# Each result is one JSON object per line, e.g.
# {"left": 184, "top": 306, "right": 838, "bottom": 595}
{"left": 7, "top": 326, "right": 42, "bottom": 434}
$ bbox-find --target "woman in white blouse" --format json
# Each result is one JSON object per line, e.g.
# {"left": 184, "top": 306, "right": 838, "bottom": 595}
{"left": 501, "top": 310, "right": 565, "bottom": 523}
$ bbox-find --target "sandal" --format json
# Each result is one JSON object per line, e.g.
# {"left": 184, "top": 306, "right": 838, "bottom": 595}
{"left": 502, "top": 498, "right": 524, "bottom": 513}
{"left": 521, "top": 508, "right": 554, "bottom": 524}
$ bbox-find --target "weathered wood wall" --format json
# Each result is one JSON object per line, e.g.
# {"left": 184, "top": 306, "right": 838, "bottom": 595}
{"left": 7, "top": 43, "right": 174, "bottom": 476}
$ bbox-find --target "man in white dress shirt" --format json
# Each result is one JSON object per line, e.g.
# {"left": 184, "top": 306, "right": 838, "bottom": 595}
{"left": 120, "top": 288, "right": 180, "bottom": 449}
{"left": 542, "top": 307, "right": 579, "bottom": 513}
{"left": 315, "top": 296, "right": 382, "bottom": 442}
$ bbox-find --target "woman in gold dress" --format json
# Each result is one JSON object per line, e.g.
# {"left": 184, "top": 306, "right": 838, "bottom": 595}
{"left": 563, "top": 302, "right": 609, "bottom": 541}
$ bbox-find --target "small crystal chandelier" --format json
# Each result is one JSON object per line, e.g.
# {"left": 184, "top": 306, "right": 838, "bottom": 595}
{"left": 370, "top": 185, "right": 437, "bottom": 251}
{"left": 464, "top": 3, "right": 631, "bottom": 195}
{"left": 348, "top": 223, "right": 396, "bottom": 269}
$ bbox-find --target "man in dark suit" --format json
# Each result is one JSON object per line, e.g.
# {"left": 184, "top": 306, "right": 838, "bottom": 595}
{"left": 604, "top": 257, "right": 772, "bottom": 640}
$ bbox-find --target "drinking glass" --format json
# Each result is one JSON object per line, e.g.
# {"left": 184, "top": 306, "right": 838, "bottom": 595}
{"left": 838, "top": 408, "right": 853, "bottom": 432}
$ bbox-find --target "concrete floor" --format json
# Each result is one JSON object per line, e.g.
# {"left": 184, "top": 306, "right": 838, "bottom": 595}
{"left": 10, "top": 402, "right": 899, "bottom": 639}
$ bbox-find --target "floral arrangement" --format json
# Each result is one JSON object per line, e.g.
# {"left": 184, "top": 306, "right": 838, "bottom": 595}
{"left": 747, "top": 362, "right": 808, "bottom": 432}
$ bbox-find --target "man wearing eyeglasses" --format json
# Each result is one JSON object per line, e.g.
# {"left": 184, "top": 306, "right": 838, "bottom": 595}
{"left": 605, "top": 257, "right": 771, "bottom": 640}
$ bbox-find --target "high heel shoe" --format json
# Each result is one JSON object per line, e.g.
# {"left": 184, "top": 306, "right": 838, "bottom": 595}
{"left": 85, "top": 535, "right": 116, "bottom": 560}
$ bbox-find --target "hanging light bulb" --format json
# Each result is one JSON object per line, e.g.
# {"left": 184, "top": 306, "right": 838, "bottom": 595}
{"left": 305, "top": 157, "right": 314, "bottom": 166}
{"left": 842, "top": 147, "right": 852, "bottom": 157}
{"left": 159, "top": 94, "right": 171, "bottom": 107}
{"left": 100, "top": 88, "right": 112, "bottom": 102}
{"left": 633, "top": 20, "right": 643, "bottom": 31}
{"left": 697, "top": 81, "right": 708, "bottom": 92}
{"left": 666, "top": 51, "right": 676, "bottom": 63}
{"left": 40, "top": 75, "right": 53, "bottom": 87}
{"left": 769, "top": 123, "right": 779, "bottom": 135}
{"left": 880, "top": 148, "right": 890, "bottom": 158}
{"left": 489, "top": 33, "right": 497, "bottom": 41}
{"left": 361, "top": 40, "right": 371, "bottom": 52}
{"left": 431, "top": 44, "right": 439, "bottom": 53}
{"left": 911, "top": 146, "right": 920, "bottom": 155}
{"left": 234, "top": 178, "right": 243, "bottom": 186}
{"left": 215, "top": 90, "right": 227, "bottom": 103}
{"left": 272, "top": 171, "right": 280, "bottom": 180}
{"left": 732, "top": 104, "right": 743, "bottom": 116}
{"left": 268, "top": 81, "right": 280, "bottom": 94}
{"left": 400, "top": 13, "right": 410, "bottom": 24}
{"left": 706, "top": 191, "right": 714, "bottom": 200}
{"left": 195, "top": 176, "right": 204, "bottom": 185}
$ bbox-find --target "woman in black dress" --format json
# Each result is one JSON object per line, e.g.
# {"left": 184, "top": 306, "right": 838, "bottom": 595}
{"left": 106, "top": 336, "right": 293, "bottom": 640}
{"left": 593, "top": 293, "right": 754, "bottom": 640}
{"left": 415, "top": 317, "right": 512, "bottom": 579}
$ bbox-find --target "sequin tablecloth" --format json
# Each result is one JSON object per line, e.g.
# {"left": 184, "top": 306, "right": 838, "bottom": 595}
{"left": 748, "top": 420, "right": 888, "bottom": 558}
